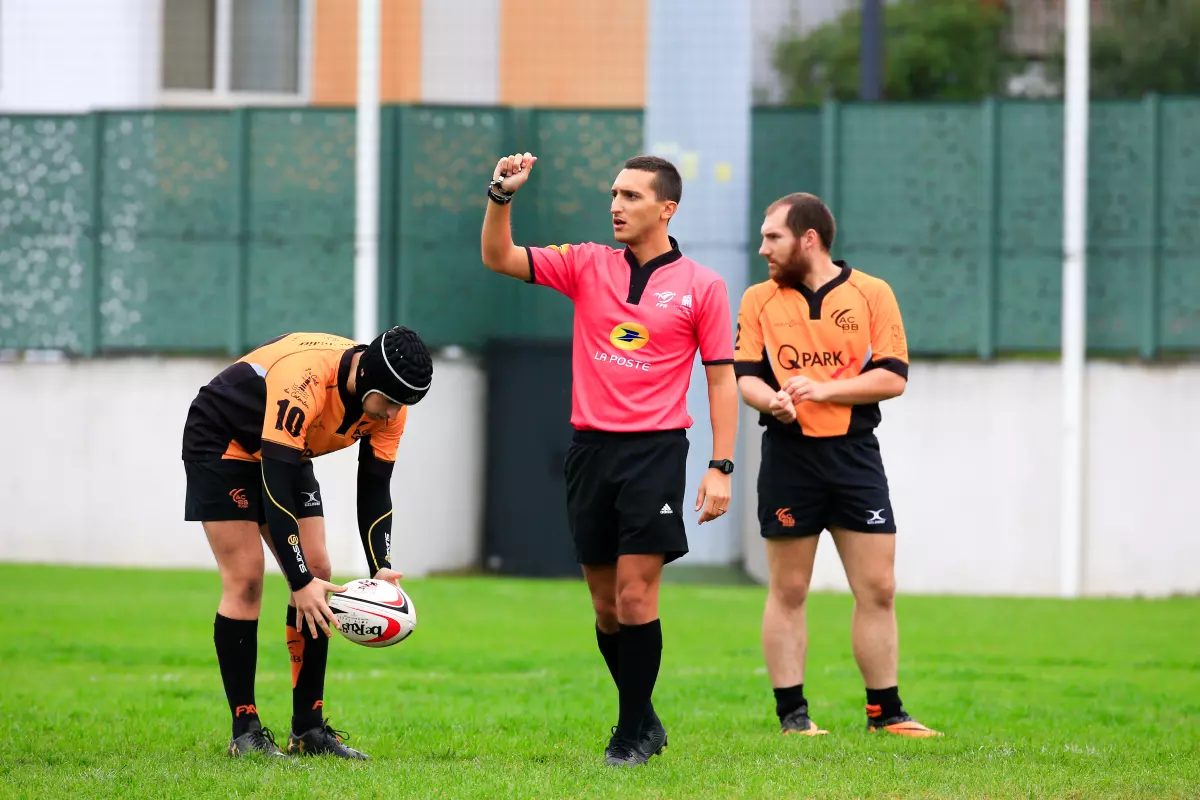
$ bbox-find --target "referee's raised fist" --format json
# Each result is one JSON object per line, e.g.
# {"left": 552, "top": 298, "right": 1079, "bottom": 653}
{"left": 493, "top": 152, "right": 537, "bottom": 194}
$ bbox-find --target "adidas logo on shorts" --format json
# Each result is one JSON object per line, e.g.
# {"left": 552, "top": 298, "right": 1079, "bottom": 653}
{"left": 659, "top": 503, "right": 672, "bottom": 515}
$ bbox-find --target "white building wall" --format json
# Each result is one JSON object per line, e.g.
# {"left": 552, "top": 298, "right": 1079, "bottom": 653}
{"left": 0, "top": 353, "right": 485, "bottom": 580}
{"left": 739, "top": 360, "right": 1200, "bottom": 598}
{"left": 0, "top": 0, "right": 161, "bottom": 113}
{"left": 1, "top": 358, "right": 1196, "bottom": 598}
{"left": 1082, "top": 363, "right": 1199, "bottom": 595}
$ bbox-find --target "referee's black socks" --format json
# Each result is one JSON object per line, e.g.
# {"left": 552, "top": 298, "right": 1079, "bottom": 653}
{"left": 596, "top": 625, "right": 621, "bottom": 686}
{"left": 615, "top": 620, "right": 662, "bottom": 742}
{"left": 598, "top": 625, "right": 661, "bottom": 729}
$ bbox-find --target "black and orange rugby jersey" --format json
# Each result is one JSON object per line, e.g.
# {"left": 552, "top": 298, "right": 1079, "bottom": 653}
{"left": 734, "top": 262, "right": 908, "bottom": 438}
{"left": 183, "top": 332, "right": 406, "bottom": 464}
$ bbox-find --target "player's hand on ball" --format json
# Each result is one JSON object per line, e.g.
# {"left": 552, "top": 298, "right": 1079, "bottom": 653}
{"left": 768, "top": 390, "right": 797, "bottom": 424}
{"left": 294, "top": 578, "right": 346, "bottom": 639}
{"left": 695, "top": 470, "right": 731, "bottom": 525}
{"left": 493, "top": 152, "right": 537, "bottom": 194}
{"left": 373, "top": 567, "right": 404, "bottom": 587}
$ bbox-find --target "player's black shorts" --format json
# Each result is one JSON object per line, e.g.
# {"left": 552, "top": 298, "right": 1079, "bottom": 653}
{"left": 564, "top": 429, "right": 690, "bottom": 565}
{"left": 757, "top": 430, "right": 896, "bottom": 538}
{"left": 183, "top": 459, "right": 324, "bottom": 525}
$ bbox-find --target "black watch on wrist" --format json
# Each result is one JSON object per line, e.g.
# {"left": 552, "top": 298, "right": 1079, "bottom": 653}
{"left": 709, "top": 459, "right": 735, "bottom": 475}
{"left": 487, "top": 178, "right": 513, "bottom": 204}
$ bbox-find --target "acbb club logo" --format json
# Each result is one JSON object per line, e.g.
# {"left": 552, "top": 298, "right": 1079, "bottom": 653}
{"left": 609, "top": 322, "right": 650, "bottom": 351}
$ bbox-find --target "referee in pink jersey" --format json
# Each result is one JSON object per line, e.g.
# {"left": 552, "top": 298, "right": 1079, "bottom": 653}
{"left": 481, "top": 152, "right": 740, "bottom": 766}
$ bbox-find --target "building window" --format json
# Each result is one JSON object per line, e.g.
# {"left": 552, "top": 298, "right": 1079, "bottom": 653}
{"left": 231, "top": 0, "right": 301, "bottom": 93}
{"left": 161, "top": 0, "right": 310, "bottom": 104}
{"left": 162, "top": 0, "right": 217, "bottom": 91}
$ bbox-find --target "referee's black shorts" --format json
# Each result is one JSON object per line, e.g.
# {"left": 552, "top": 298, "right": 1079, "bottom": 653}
{"left": 757, "top": 430, "right": 896, "bottom": 538}
{"left": 564, "top": 429, "right": 690, "bottom": 566}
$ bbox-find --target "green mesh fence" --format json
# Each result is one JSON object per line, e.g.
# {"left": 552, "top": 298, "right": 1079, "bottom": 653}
{"left": 995, "top": 101, "right": 1062, "bottom": 352}
{"left": 833, "top": 102, "right": 986, "bottom": 355}
{"left": 245, "top": 109, "right": 357, "bottom": 348}
{"left": 0, "top": 101, "right": 1198, "bottom": 358}
{"left": 97, "top": 111, "right": 239, "bottom": 352}
{"left": 515, "top": 108, "right": 644, "bottom": 341}
{"left": 1158, "top": 98, "right": 1200, "bottom": 352}
{"left": 0, "top": 115, "right": 96, "bottom": 352}
{"left": 747, "top": 108, "right": 822, "bottom": 286}
{"left": 388, "top": 106, "right": 513, "bottom": 349}
{"left": 1087, "top": 101, "right": 1152, "bottom": 354}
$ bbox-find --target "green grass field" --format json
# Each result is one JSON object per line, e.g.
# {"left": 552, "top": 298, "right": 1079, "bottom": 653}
{"left": 2, "top": 563, "right": 1197, "bottom": 799}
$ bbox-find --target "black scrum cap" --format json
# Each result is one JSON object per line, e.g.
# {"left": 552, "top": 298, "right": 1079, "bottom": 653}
{"left": 356, "top": 325, "right": 433, "bottom": 406}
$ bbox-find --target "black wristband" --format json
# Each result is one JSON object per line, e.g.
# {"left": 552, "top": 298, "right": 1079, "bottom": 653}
{"left": 488, "top": 179, "right": 513, "bottom": 205}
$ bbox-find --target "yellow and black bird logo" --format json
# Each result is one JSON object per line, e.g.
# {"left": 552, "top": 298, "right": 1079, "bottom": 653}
{"left": 609, "top": 322, "right": 650, "bottom": 351}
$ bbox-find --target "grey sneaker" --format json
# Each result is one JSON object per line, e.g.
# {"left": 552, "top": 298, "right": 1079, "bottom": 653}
{"left": 228, "top": 722, "right": 287, "bottom": 758}
{"left": 287, "top": 720, "right": 370, "bottom": 760}
{"left": 780, "top": 705, "right": 829, "bottom": 736}
{"left": 638, "top": 709, "right": 668, "bottom": 758}
{"left": 604, "top": 727, "right": 649, "bottom": 767}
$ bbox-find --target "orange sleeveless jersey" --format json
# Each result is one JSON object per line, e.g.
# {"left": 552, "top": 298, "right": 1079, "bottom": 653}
{"left": 183, "top": 332, "right": 406, "bottom": 464}
{"left": 733, "top": 263, "right": 908, "bottom": 438}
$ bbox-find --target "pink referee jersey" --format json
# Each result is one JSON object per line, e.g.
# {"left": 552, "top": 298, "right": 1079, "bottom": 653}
{"left": 525, "top": 236, "right": 734, "bottom": 432}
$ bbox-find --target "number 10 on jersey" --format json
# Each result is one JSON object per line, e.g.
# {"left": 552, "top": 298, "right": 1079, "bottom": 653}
{"left": 275, "top": 399, "right": 306, "bottom": 438}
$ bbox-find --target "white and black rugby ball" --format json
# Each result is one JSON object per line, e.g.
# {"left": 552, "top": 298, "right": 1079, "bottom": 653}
{"left": 329, "top": 579, "right": 418, "bottom": 648}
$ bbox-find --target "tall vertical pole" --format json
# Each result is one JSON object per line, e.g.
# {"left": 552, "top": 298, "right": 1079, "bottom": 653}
{"left": 646, "top": 4, "right": 752, "bottom": 566}
{"left": 1060, "top": 0, "right": 1090, "bottom": 598}
{"left": 355, "top": 0, "right": 382, "bottom": 344}
{"left": 860, "top": 0, "right": 884, "bottom": 100}
{"left": 214, "top": 0, "right": 233, "bottom": 96}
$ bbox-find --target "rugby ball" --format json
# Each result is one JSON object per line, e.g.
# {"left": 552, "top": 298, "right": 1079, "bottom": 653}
{"left": 329, "top": 578, "right": 417, "bottom": 648}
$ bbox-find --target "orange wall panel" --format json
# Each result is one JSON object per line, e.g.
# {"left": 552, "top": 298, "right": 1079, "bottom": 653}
{"left": 499, "top": 0, "right": 646, "bottom": 108}
{"left": 312, "top": 0, "right": 356, "bottom": 104}
{"left": 312, "top": 0, "right": 421, "bottom": 106}
{"left": 382, "top": 0, "right": 422, "bottom": 102}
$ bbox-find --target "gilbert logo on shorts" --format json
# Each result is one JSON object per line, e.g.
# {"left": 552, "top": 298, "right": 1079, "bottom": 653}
{"left": 775, "top": 508, "right": 796, "bottom": 528}
{"left": 229, "top": 488, "right": 249, "bottom": 509}
{"left": 609, "top": 322, "right": 649, "bottom": 351}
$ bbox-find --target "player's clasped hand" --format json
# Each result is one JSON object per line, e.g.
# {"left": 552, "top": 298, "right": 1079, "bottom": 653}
{"left": 294, "top": 578, "right": 347, "bottom": 639}
{"left": 493, "top": 152, "right": 538, "bottom": 194}
{"left": 768, "top": 390, "right": 797, "bottom": 424}
{"left": 783, "top": 376, "right": 829, "bottom": 405}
